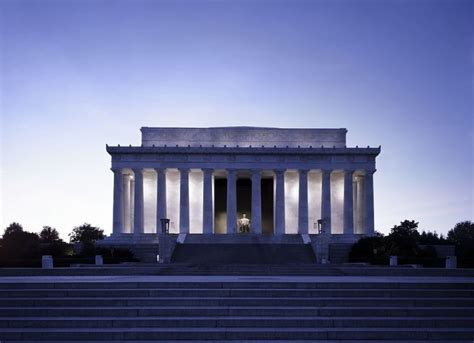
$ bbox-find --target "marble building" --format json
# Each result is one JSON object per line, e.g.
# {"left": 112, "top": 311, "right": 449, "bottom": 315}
{"left": 105, "top": 127, "right": 380, "bottom": 244}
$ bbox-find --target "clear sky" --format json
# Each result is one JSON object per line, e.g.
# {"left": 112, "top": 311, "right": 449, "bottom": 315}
{"left": 1, "top": 0, "right": 472, "bottom": 240}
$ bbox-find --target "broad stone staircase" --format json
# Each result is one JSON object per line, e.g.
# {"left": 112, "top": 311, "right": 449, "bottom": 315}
{"left": 171, "top": 244, "right": 317, "bottom": 264}
{"left": 171, "top": 233, "right": 317, "bottom": 264}
{"left": 0, "top": 278, "right": 473, "bottom": 341}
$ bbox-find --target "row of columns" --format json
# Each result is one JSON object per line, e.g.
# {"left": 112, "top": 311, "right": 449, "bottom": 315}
{"left": 112, "top": 168, "right": 375, "bottom": 236}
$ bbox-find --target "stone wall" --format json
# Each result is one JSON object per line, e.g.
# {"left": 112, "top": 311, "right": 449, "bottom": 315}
{"left": 141, "top": 127, "right": 347, "bottom": 148}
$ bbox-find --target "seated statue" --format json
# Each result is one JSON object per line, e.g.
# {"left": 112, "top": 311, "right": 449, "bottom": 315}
{"left": 238, "top": 213, "right": 250, "bottom": 233}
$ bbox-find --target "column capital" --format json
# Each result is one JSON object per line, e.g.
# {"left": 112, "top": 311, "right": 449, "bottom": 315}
{"left": 344, "top": 168, "right": 356, "bottom": 174}
{"left": 364, "top": 169, "right": 376, "bottom": 176}
{"left": 274, "top": 169, "right": 286, "bottom": 176}
{"left": 111, "top": 168, "right": 122, "bottom": 174}
{"left": 321, "top": 169, "right": 333, "bottom": 175}
{"left": 298, "top": 169, "right": 309, "bottom": 175}
{"left": 154, "top": 167, "right": 166, "bottom": 174}
{"left": 131, "top": 168, "right": 143, "bottom": 174}
{"left": 202, "top": 168, "right": 214, "bottom": 175}
{"left": 178, "top": 168, "right": 190, "bottom": 173}
{"left": 226, "top": 169, "right": 237, "bottom": 176}
{"left": 251, "top": 169, "right": 262, "bottom": 177}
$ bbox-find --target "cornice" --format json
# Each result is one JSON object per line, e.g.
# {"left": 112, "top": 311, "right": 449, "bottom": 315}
{"left": 106, "top": 145, "right": 381, "bottom": 156}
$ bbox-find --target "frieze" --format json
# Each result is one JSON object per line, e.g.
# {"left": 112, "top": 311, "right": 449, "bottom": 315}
{"left": 354, "top": 156, "right": 367, "bottom": 162}
{"left": 332, "top": 156, "right": 347, "bottom": 163}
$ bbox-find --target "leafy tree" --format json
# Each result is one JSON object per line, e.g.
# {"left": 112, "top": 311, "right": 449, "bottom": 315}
{"left": 418, "top": 230, "right": 448, "bottom": 245}
{"left": 386, "top": 220, "right": 420, "bottom": 257}
{"left": 447, "top": 221, "right": 474, "bottom": 246}
{"left": 2, "top": 222, "right": 23, "bottom": 238}
{"left": 447, "top": 221, "right": 474, "bottom": 267}
{"left": 39, "top": 226, "right": 61, "bottom": 243}
{"left": 0, "top": 223, "right": 40, "bottom": 259}
{"left": 389, "top": 220, "right": 420, "bottom": 240}
{"left": 69, "top": 223, "right": 104, "bottom": 244}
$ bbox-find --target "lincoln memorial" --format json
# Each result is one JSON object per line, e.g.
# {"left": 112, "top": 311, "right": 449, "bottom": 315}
{"left": 104, "top": 127, "right": 380, "bottom": 250}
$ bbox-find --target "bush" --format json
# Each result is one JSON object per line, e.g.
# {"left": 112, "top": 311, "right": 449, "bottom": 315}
{"left": 348, "top": 236, "right": 388, "bottom": 264}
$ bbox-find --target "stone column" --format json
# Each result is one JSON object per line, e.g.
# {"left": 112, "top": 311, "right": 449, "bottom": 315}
{"left": 343, "top": 169, "right": 355, "bottom": 236}
{"left": 112, "top": 168, "right": 123, "bottom": 235}
{"left": 298, "top": 169, "right": 309, "bottom": 234}
{"left": 320, "top": 169, "right": 332, "bottom": 234}
{"left": 123, "top": 174, "right": 131, "bottom": 233}
{"left": 274, "top": 169, "right": 285, "bottom": 235}
{"left": 356, "top": 176, "right": 364, "bottom": 233}
{"left": 132, "top": 168, "right": 144, "bottom": 235}
{"left": 364, "top": 169, "right": 376, "bottom": 236}
{"left": 179, "top": 168, "right": 190, "bottom": 233}
{"left": 226, "top": 169, "right": 237, "bottom": 233}
{"left": 251, "top": 170, "right": 262, "bottom": 234}
{"left": 202, "top": 168, "right": 214, "bottom": 234}
{"left": 155, "top": 168, "right": 167, "bottom": 233}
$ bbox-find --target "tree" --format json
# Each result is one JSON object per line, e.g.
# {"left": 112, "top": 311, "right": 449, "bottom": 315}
{"left": 418, "top": 230, "right": 448, "bottom": 245}
{"left": 0, "top": 223, "right": 40, "bottom": 259}
{"left": 389, "top": 220, "right": 420, "bottom": 240}
{"left": 447, "top": 221, "right": 474, "bottom": 246}
{"left": 447, "top": 221, "right": 474, "bottom": 267}
{"left": 39, "top": 226, "right": 61, "bottom": 243}
{"left": 386, "top": 220, "right": 420, "bottom": 256}
{"left": 2, "top": 222, "right": 23, "bottom": 238}
{"left": 69, "top": 223, "right": 104, "bottom": 244}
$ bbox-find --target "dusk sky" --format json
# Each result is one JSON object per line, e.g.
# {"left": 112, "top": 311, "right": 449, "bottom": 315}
{"left": 1, "top": 0, "right": 472, "bottom": 240}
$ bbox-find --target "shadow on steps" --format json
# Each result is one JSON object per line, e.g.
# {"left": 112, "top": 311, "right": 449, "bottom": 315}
{"left": 171, "top": 244, "right": 316, "bottom": 264}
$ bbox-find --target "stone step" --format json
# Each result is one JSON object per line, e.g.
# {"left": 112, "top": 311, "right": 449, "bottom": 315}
{"left": 171, "top": 244, "right": 317, "bottom": 264}
{"left": 0, "top": 288, "right": 474, "bottom": 299}
{"left": 1, "top": 316, "right": 473, "bottom": 329}
{"left": 183, "top": 234, "right": 305, "bottom": 244}
{"left": 2, "top": 306, "right": 473, "bottom": 317}
{"left": 1, "top": 281, "right": 472, "bottom": 290}
{"left": 2, "top": 288, "right": 471, "bottom": 298}
{"left": 12, "top": 341, "right": 474, "bottom": 343}
{"left": 1, "top": 327, "right": 474, "bottom": 341}
{"left": 2, "top": 296, "right": 473, "bottom": 307}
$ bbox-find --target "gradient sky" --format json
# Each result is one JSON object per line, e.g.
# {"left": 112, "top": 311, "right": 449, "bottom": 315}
{"left": 1, "top": 0, "right": 472, "bottom": 240}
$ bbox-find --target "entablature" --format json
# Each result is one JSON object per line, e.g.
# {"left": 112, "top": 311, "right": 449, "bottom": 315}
{"left": 106, "top": 145, "right": 381, "bottom": 156}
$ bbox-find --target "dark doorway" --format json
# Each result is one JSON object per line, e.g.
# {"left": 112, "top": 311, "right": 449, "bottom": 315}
{"left": 261, "top": 178, "right": 274, "bottom": 234}
{"left": 214, "top": 176, "right": 273, "bottom": 234}
{"left": 237, "top": 178, "right": 252, "bottom": 227}
{"left": 214, "top": 178, "right": 227, "bottom": 233}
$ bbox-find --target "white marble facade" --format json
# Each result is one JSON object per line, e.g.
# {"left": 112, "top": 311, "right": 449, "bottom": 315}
{"left": 108, "top": 127, "right": 379, "bottom": 240}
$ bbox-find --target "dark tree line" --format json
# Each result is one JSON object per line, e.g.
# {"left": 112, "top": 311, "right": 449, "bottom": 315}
{"left": 0, "top": 223, "right": 136, "bottom": 267}
{"left": 349, "top": 220, "right": 474, "bottom": 267}
{"left": 0, "top": 223, "right": 104, "bottom": 262}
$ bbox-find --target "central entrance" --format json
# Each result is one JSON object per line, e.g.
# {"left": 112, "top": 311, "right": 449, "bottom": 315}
{"left": 214, "top": 175, "right": 274, "bottom": 234}
{"left": 236, "top": 178, "right": 251, "bottom": 232}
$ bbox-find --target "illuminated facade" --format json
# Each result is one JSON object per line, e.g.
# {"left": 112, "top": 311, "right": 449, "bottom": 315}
{"left": 106, "top": 127, "right": 380, "bottom": 242}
